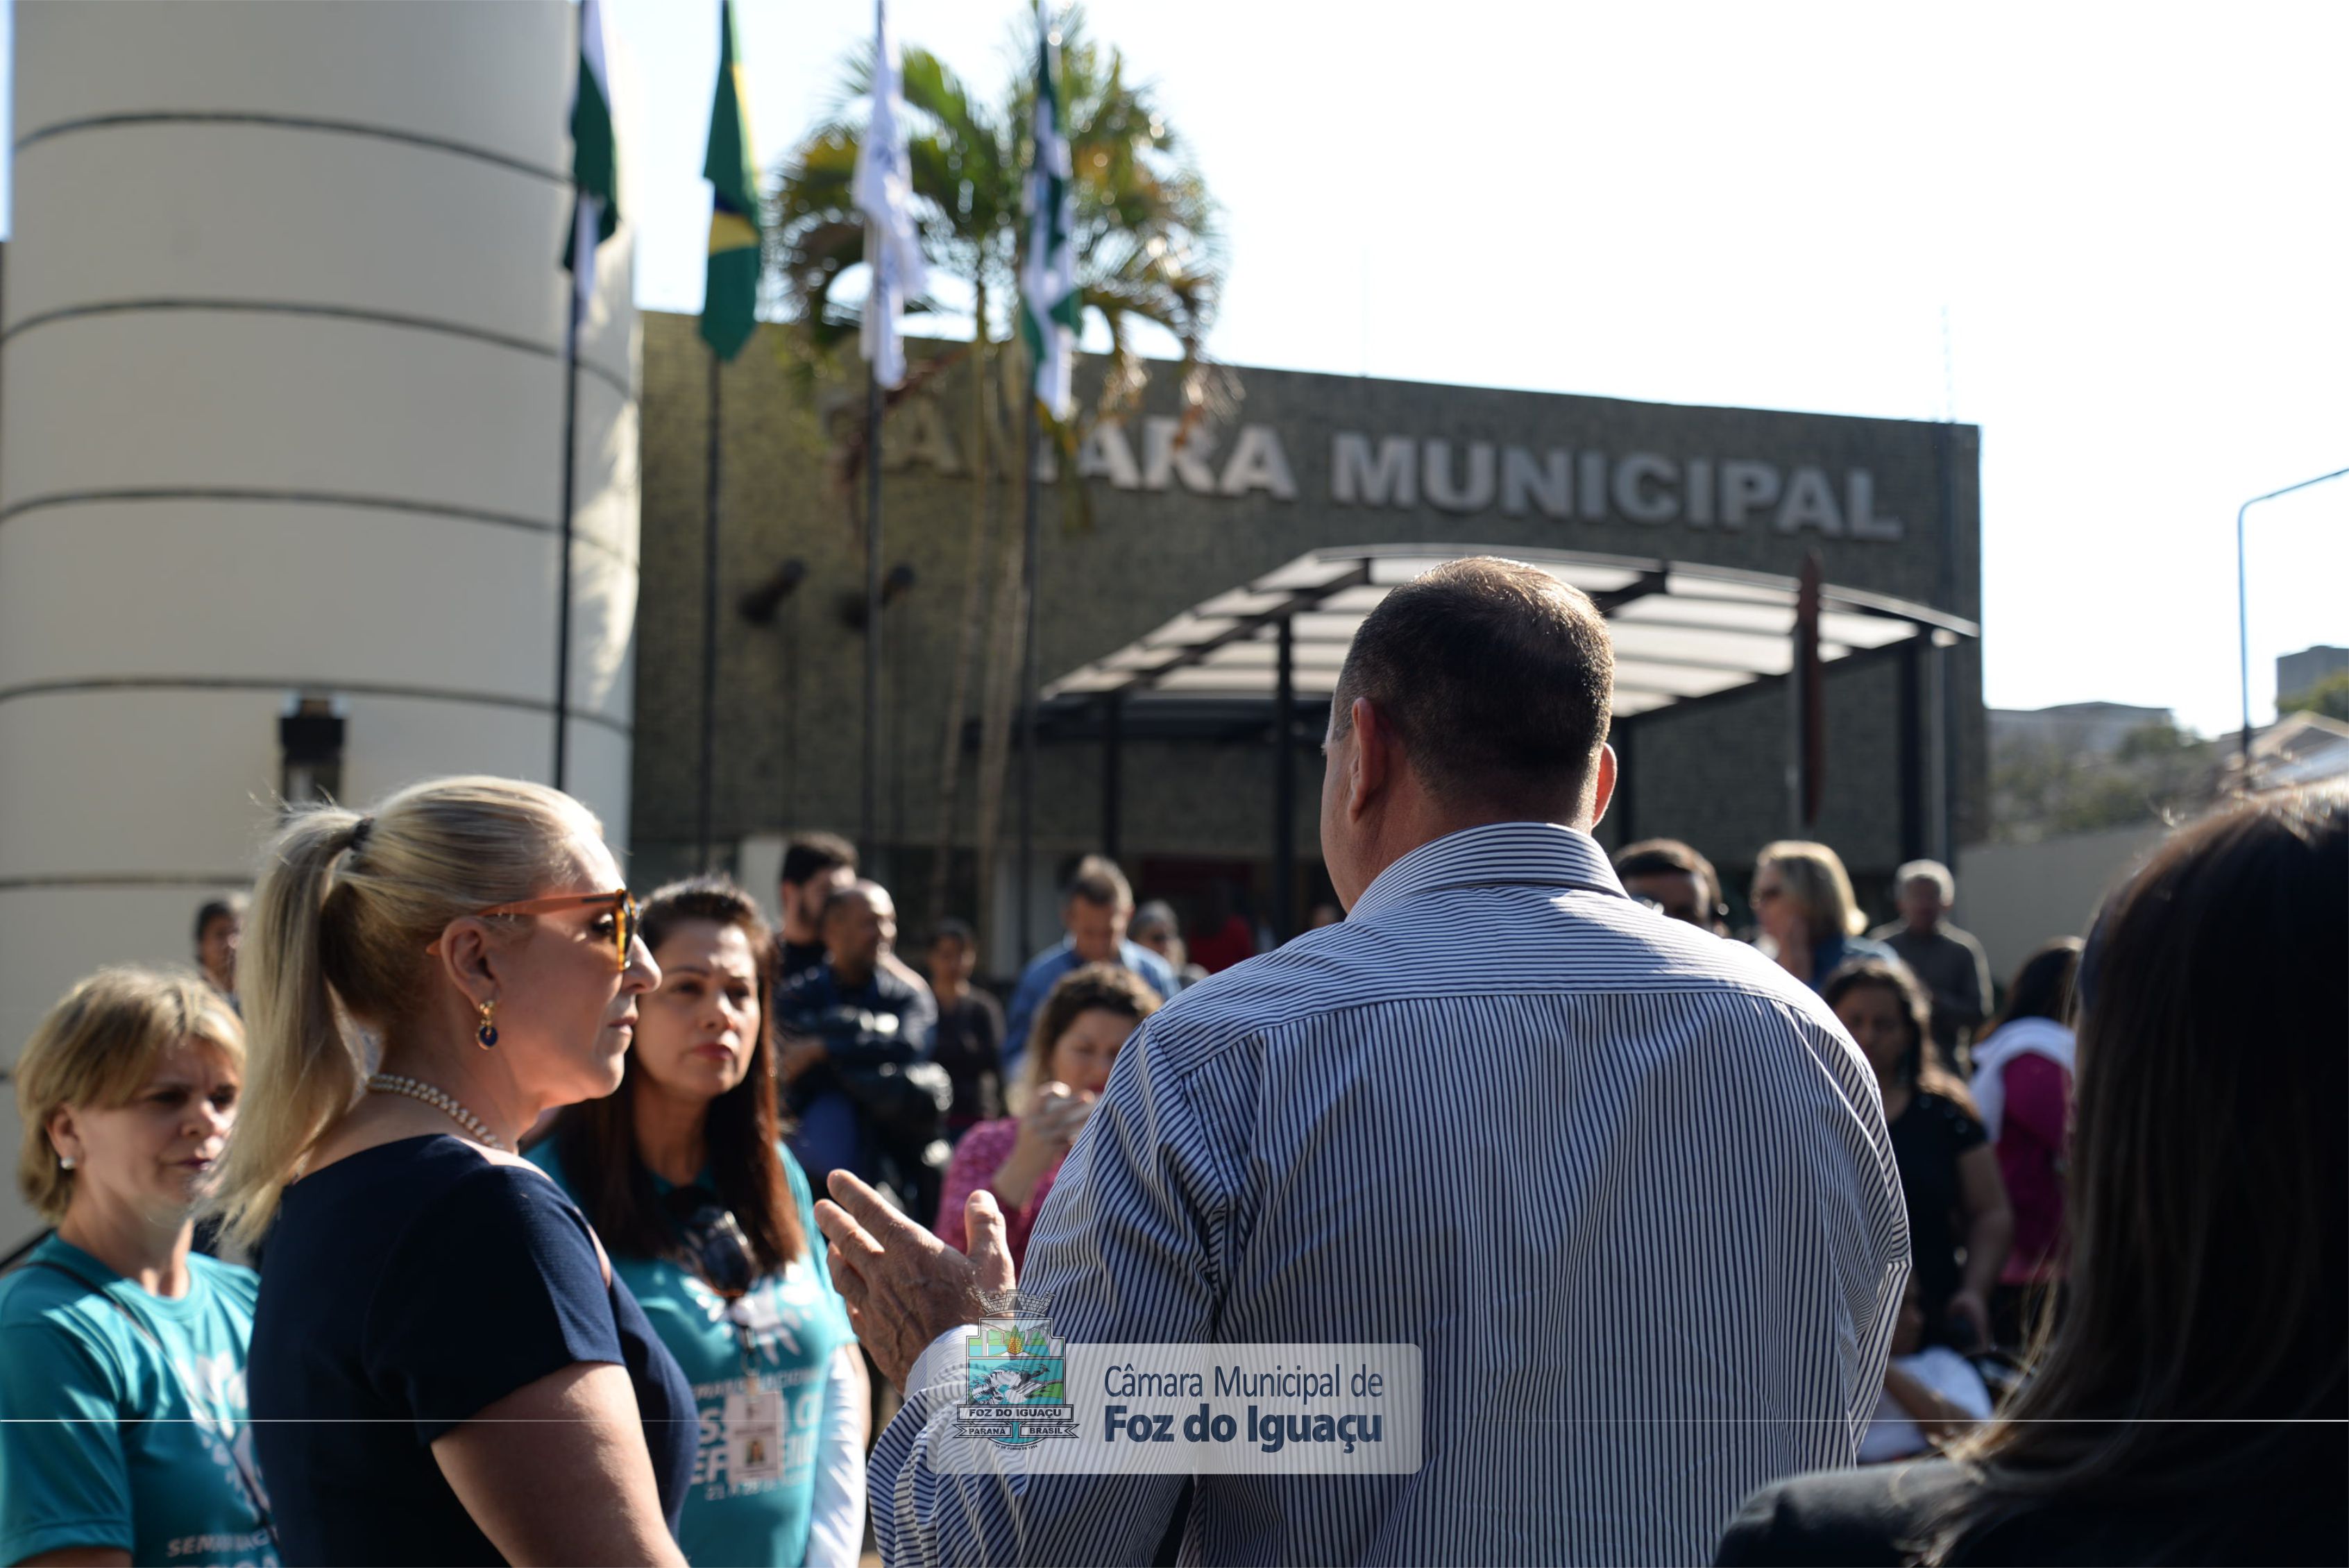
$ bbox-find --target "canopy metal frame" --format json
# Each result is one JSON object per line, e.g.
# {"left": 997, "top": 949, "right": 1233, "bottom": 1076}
{"left": 1036, "top": 545, "right": 1979, "bottom": 939}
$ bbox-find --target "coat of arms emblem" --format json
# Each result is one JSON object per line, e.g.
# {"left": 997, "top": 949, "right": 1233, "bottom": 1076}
{"left": 955, "top": 1288, "right": 1082, "bottom": 1447}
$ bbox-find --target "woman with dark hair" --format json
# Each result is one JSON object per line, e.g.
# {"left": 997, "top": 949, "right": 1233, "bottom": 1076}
{"left": 1824, "top": 958, "right": 2011, "bottom": 1351}
{"left": 1969, "top": 938, "right": 2083, "bottom": 1349}
{"left": 929, "top": 963, "right": 1160, "bottom": 1268}
{"left": 533, "top": 878, "right": 863, "bottom": 1568}
{"left": 1720, "top": 785, "right": 2349, "bottom": 1565}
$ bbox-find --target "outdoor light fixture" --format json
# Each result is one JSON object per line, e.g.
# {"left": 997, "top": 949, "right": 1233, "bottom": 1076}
{"left": 738, "top": 557, "right": 807, "bottom": 624}
{"left": 280, "top": 692, "right": 347, "bottom": 808}
{"left": 836, "top": 563, "right": 918, "bottom": 630}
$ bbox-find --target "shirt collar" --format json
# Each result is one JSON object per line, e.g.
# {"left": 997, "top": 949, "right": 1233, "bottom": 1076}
{"left": 1346, "top": 821, "right": 1628, "bottom": 923}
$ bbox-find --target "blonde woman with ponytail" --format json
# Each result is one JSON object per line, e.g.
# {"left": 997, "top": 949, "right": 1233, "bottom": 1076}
{"left": 222, "top": 777, "right": 693, "bottom": 1567}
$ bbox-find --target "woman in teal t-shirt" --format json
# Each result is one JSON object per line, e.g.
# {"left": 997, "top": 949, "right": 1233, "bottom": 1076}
{"left": 533, "top": 878, "right": 862, "bottom": 1567}
{"left": 0, "top": 968, "right": 274, "bottom": 1568}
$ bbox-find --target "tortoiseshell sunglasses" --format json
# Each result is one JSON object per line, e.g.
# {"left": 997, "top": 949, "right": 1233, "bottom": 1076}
{"left": 428, "top": 889, "right": 638, "bottom": 971}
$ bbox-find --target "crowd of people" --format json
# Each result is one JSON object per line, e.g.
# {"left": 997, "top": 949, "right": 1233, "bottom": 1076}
{"left": 0, "top": 555, "right": 2339, "bottom": 1567}
{"left": 1613, "top": 833, "right": 2083, "bottom": 1442}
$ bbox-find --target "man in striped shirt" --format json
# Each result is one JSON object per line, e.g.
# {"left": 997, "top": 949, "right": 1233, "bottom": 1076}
{"left": 818, "top": 557, "right": 1909, "bottom": 1564}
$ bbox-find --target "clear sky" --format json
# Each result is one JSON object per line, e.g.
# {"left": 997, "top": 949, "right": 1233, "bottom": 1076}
{"left": 5, "top": 3, "right": 2341, "bottom": 735}
{"left": 604, "top": 0, "right": 2348, "bottom": 739}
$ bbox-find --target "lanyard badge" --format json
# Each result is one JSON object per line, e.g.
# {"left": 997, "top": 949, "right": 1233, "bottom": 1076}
{"left": 663, "top": 1186, "right": 795, "bottom": 1488}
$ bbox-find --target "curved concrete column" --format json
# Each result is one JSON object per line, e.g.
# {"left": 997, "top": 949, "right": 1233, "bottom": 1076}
{"left": 0, "top": 0, "right": 640, "bottom": 1245}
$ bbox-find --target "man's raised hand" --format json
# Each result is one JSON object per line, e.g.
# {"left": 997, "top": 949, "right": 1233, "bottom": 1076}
{"left": 813, "top": 1171, "right": 1017, "bottom": 1392}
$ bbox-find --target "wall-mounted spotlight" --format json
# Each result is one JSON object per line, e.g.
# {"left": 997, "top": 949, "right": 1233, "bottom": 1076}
{"left": 738, "top": 558, "right": 807, "bottom": 625}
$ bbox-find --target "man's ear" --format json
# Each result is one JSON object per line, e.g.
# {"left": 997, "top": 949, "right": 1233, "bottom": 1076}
{"left": 1348, "top": 697, "right": 1390, "bottom": 822}
{"left": 1586, "top": 743, "right": 1619, "bottom": 828}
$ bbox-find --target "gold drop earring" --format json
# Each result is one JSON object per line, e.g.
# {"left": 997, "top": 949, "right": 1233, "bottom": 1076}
{"left": 476, "top": 998, "right": 500, "bottom": 1049}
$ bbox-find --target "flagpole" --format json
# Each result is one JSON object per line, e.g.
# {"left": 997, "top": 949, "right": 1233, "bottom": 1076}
{"left": 699, "top": 348, "right": 722, "bottom": 871}
{"left": 1017, "top": 387, "right": 1040, "bottom": 960}
{"left": 552, "top": 271, "right": 582, "bottom": 792}
{"left": 862, "top": 357, "right": 884, "bottom": 871}
{"left": 1017, "top": 0, "right": 1065, "bottom": 957}
{"left": 695, "top": 0, "right": 756, "bottom": 874}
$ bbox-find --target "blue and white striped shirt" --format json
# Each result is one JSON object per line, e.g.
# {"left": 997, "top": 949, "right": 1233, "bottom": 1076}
{"left": 873, "top": 822, "right": 1908, "bottom": 1565}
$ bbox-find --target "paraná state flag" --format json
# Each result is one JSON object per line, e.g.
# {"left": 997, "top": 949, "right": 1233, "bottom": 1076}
{"left": 1019, "top": 8, "right": 1078, "bottom": 418}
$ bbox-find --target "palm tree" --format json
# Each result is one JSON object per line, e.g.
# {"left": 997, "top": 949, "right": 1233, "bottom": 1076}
{"left": 1033, "top": 23, "right": 1230, "bottom": 430}
{"left": 768, "top": 6, "right": 1226, "bottom": 942}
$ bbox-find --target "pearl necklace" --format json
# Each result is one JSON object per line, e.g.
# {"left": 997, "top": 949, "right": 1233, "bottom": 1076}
{"left": 365, "top": 1074, "right": 509, "bottom": 1152}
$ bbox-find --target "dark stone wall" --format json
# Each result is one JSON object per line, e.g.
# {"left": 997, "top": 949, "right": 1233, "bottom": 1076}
{"left": 630, "top": 312, "right": 1984, "bottom": 922}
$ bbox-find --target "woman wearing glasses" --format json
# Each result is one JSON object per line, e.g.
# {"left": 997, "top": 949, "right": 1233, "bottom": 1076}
{"left": 532, "top": 878, "right": 865, "bottom": 1568}
{"left": 217, "top": 777, "right": 695, "bottom": 1566}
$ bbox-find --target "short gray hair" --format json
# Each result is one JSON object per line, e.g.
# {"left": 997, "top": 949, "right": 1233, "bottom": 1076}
{"left": 1894, "top": 859, "right": 1956, "bottom": 902}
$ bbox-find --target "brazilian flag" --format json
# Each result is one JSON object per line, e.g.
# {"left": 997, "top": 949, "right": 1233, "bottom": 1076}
{"left": 701, "top": 0, "right": 761, "bottom": 361}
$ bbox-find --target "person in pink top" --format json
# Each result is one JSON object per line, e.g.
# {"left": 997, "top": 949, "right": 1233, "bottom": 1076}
{"left": 931, "top": 964, "right": 1161, "bottom": 1267}
{"left": 1969, "top": 938, "right": 2083, "bottom": 1352}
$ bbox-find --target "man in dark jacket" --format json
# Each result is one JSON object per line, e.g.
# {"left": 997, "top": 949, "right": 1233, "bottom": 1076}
{"left": 775, "top": 880, "right": 944, "bottom": 1214}
{"left": 924, "top": 918, "right": 1005, "bottom": 1139}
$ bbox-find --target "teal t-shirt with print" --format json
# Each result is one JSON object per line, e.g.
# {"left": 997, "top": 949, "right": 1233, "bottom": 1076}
{"left": 0, "top": 1236, "right": 277, "bottom": 1568}
{"left": 531, "top": 1141, "right": 856, "bottom": 1568}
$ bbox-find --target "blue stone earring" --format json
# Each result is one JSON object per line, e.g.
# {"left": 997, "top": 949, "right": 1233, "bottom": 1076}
{"left": 476, "top": 999, "right": 500, "bottom": 1049}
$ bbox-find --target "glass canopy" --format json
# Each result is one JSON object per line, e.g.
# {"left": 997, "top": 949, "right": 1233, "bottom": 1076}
{"left": 1044, "top": 545, "right": 1977, "bottom": 719}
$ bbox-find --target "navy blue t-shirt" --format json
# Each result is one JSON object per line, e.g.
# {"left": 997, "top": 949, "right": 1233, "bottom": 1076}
{"left": 248, "top": 1135, "right": 695, "bottom": 1565}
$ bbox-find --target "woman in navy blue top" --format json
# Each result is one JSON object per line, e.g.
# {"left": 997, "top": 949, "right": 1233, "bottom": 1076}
{"left": 216, "top": 777, "right": 695, "bottom": 1565}
{"left": 254, "top": 1138, "right": 694, "bottom": 1564}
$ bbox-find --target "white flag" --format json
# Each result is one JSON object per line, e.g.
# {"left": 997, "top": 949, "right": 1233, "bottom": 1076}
{"left": 1019, "top": 8, "right": 1078, "bottom": 418}
{"left": 853, "top": 0, "right": 928, "bottom": 389}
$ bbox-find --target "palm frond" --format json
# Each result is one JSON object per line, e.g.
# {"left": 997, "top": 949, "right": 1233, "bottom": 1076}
{"left": 765, "top": 2, "right": 1235, "bottom": 480}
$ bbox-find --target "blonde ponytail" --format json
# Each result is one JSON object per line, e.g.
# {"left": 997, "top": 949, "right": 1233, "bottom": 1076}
{"left": 215, "top": 806, "right": 368, "bottom": 1248}
{"left": 213, "top": 776, "right": 600, "bottom": 1248}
